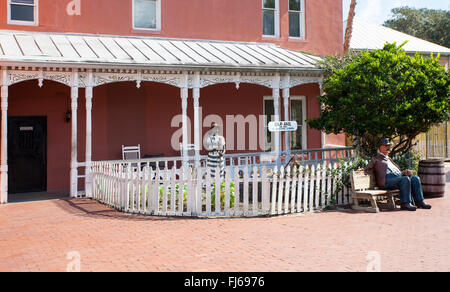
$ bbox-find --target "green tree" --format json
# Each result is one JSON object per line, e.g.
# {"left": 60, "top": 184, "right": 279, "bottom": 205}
{"left": 307, "top": 43, "right": 449, "bottom": 159}
{"left": 384, "top": 6, "right": 450, "bottom": 48}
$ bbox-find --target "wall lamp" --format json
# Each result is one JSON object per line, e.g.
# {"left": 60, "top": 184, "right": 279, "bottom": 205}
{"left": 65, "top": 110, "right": 72, "bottom": 123}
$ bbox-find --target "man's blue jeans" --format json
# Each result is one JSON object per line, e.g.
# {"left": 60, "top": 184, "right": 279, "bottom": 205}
{"left": 385, "top": 173, "right": 425, "bottom": 204}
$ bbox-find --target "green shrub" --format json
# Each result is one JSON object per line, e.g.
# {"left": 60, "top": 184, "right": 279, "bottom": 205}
{"left": 210, "top": 182, "right": 235, "bottom": 208}
{"left": 157, "top": 182, "right": 235, "bottom": 208}
{"left": 393, "top": 150, "right": 421, "bottom": 175}
{"left": 159, "top": 184, "right": 187, "bottom": 201}
{"left": 327, "top": 156, "right": 368, "bottom": 205}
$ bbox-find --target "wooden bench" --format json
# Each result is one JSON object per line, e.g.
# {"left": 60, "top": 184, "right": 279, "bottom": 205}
{"left": 350, "top": 169, "right": 401, "bottom": 213}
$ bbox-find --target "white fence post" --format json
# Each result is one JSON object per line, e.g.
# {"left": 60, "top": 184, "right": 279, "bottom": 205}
{"left": 252, "top": 166, "right": 258, "bottom": 214}
{"left": 303, "top": 166, "right": 309, "bottom": 212}
{"left": 326, "top": 163, "right": 332, "bottom": 207}
{"left": 277, "top": 166, "right": 285, "bottom": 215}
{"left": 225, "top": 169, "right": 231, "bottom": 216}
{"left": 205, "top": 168, "right": 212, "bottom": 216}
{"left": 187, "top": 168, "right": 194, "bottom": 216}
{"left": 195, "top": 167, "right": 203, "bottom": 216}
{"left": 243, "top": 166, "right": 249, "bottom": 215}
{"left": 214, "top": 167, "right": 221, "bottom": 215}
{"left": 297, "top": 165, "right": 304, "bottom": 213}
{"left": 261, "top": 166, "right": 269, "bottom": 214}
{"left": 271, "top": 166, "right": 278, "bottom": 215}
{"left": 233, "top": 166, "right": 240, "bottom": 216}
{"left": 170, "top": 166, "right": 176, "bottom": 215}
{"left": 308, "top": 165, "right": 315, "bottom": 211}
{"left": 320, "top": 162, "right": 327, "bottom": 209}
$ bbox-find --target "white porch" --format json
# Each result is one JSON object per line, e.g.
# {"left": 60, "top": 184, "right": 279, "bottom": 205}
{"left": 0, "top": 30, "right": 329, "bottom": 204}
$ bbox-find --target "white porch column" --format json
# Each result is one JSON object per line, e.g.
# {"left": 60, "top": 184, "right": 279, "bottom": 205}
{"left": 193, "top": 73, "right": 201, "bottom": 167}
{"left": 0, "top": 69, "right": 8, "bottom": 204}
{"left": 70, "top": 73, "right": 79, "bottom": 198}
{"left": 181, "top": 86, "right": 189, "bottom": 168}
{"left": 282, "top": 87, "right": 290, "bottom": 154}
{"left": 273, "top": 87, "right": 281, "bottom": 165}
{"left": 85, "top": 85, "right": 93, "bottom": 198}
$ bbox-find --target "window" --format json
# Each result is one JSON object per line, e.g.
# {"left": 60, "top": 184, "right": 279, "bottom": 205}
{"left": 8, "top": 0, "right": 38, "bottom": 26}
{"left": 289, "top": 0, "right": 305, "bottom": 38}
{"left": 133, "top": 0, "right": 161, "bottom": 30}
{"left": 262, "top": 0, "right": 279, "bottom": 37}
{"left": 290, "top": 96, "right": 307, "bottom": 150}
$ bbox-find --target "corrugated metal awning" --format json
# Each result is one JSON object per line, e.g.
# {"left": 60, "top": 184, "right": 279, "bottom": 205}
{"left": 347, "top": 18, "right": 450, "bottom": 56}
{"left": 0, "top": 30, "right": 322, "bottom": 71}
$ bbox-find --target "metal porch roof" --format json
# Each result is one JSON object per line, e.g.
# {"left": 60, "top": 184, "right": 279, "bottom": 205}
{"left": 0, "top": 30, "right": 322, "bottom": 71}
{"left": 347, "top": 18, "right": 450, "bottom": 56}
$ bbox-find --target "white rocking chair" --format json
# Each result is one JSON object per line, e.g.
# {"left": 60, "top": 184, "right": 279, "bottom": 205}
{"left": 122, "top": 145, "right": 141, "bottom": 170}
{"left": 180, "top": 143, "right": 196, "bottom": 166}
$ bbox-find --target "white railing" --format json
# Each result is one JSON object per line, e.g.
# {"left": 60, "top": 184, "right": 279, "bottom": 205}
{"left": 87, "top": 146, "right": 354, "bottom": 172}
{"left": 224, "top": 146, "right": 355, "bottom": 168}
{"left": 91, "top": 149, "right": 355, "bottom": 218}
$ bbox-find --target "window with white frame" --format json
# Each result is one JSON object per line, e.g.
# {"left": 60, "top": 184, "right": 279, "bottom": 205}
{"left": 262, "top": 0, "right": 279, "bottom": 37}
{"left": 289, "top": 0, "right": 305, "bottom": 38}
{"left": 8, "top": 0, "right": 38, "bottom": 26}
{"left": 133, "top": 0, "right": 161, "bottom": 30}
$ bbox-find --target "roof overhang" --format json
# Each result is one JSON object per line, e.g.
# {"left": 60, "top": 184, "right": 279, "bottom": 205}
{"left": 0, "top": 30, "right": 323, "bottom": 74}
{"left": 351, "top": 48, "right": 450, "bottom": 57}
{"left": 346, "top": 19, "right": 450, "bottom": 57}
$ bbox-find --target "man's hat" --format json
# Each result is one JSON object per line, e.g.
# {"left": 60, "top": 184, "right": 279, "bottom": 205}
{"left": 378, "top": 138, "right": 392, "bottom": 147}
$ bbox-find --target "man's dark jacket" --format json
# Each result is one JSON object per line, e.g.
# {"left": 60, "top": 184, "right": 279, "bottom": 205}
{"left": 364, "top": 153, "right": 403, "bottom": 189}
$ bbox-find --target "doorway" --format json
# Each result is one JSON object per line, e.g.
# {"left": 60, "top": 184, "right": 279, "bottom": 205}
{"left": 8, "top": 116, "right": 47, "bottom": 194}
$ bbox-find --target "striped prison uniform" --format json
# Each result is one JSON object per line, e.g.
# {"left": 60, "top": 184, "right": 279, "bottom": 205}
{"left": 206, "top": 135, "right": 226, "bottom": 178}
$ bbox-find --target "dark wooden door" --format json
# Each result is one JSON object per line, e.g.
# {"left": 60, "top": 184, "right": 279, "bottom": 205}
{"left": 8, "top": 117, "right": 47, "bottom": 194}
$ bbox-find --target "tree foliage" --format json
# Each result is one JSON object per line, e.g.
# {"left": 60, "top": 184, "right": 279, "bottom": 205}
{"left": 384, "top": 6, "right": 450, "bottom": 48}
{"left": 307, "top": 43, "right": 449, "bottom": 159}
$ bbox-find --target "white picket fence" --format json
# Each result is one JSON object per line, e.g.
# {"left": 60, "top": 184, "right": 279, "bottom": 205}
{"left": 91, "top": 159, "right": 353, "bottom": 218}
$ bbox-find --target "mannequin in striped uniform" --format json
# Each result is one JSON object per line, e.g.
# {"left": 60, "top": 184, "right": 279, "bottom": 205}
{"left": 205, "top": 123, "right": 226, "bottom": 178}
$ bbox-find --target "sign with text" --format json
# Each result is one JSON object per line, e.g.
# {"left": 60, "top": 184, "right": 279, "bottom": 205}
{"left": 268, "top": 121, "right": 298, "bottom": 132}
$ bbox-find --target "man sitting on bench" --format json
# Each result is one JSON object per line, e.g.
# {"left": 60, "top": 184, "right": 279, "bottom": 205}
{"left": 365, "top": 138, "right": 432, "bottom": 212}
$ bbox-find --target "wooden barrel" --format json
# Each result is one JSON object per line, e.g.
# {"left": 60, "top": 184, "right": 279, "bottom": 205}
{"left": 418, "top": 160, "right": 446, "bottom": 197}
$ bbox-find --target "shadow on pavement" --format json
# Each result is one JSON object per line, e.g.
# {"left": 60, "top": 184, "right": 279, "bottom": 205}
{"left": 8, "top": 191, "right": 70, "bottom": 204}
{"left": 53, "top": 198, "right": 191, "bottom": 222}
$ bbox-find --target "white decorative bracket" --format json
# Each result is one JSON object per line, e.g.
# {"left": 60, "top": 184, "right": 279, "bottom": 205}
{"left": 38, "top": 69, "right": 44, "bottom": 88}
{"left": 136, "top": 70, "right": 142, "bottom": 89}
{"left": 235, "top": 73, "right": 241, "bottom": 89}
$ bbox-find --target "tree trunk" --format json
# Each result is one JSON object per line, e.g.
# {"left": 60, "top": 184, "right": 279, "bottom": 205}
{"left": 344, "top": 0, "right": 357, "bottom": 54}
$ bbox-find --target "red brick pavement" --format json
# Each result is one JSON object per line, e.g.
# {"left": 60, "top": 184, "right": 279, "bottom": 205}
{"left": 1, "top": 166, "right": 449, "bottom": 272}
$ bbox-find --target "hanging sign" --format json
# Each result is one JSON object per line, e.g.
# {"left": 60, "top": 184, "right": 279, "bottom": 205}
{"left": 268, "top": 121, "right": 298, "bottom": 132}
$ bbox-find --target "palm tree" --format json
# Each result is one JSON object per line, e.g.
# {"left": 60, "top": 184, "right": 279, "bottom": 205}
{"left": 343, "top": 0, "right": 357, "bottom": 54}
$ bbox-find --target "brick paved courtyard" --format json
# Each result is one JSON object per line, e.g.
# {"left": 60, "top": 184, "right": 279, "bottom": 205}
{"left": 1, "top": 166, "right": 449, "bottom": 272}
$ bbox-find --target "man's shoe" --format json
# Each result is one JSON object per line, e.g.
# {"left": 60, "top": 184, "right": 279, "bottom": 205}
{"left": 416, "top": 201, "right": 432, "bottom": 210}
{"left": 401, "top": 203, "right": 417, "bottom": 211}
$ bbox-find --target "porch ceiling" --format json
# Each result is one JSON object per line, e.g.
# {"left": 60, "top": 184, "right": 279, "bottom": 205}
{"left": 0, "top": 30, "right": 322, "bottom": 72}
